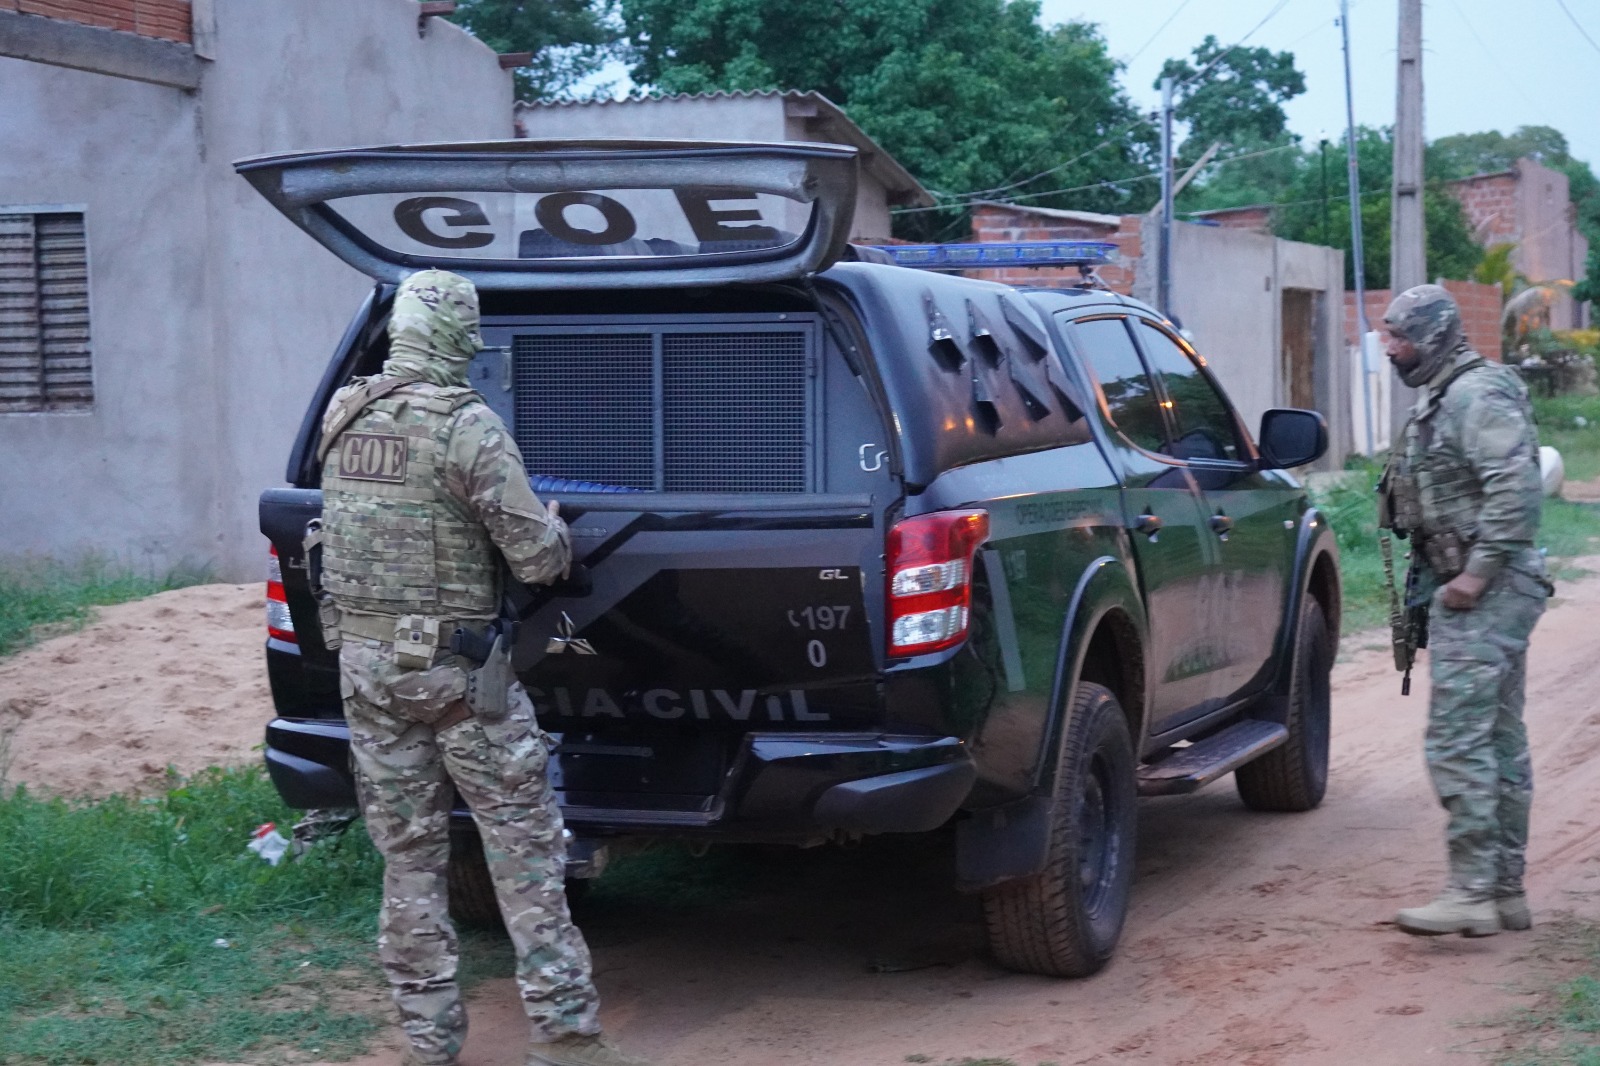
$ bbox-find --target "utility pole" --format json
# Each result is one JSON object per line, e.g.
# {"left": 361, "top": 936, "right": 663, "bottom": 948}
{"left": 1340, "top": 0, "right": 1375, "bottom": 455}
{"left": 1319, "top": 138, "right": 1330, "bottom": 246}
{"left": 1391, "top": 0, "right": 1426, "bottom": 294}
{"left": 1390, "top": 0, "right": 1426, "bottom": 439}
{"left": 1158, "top": 75, "right": 1175, "bottom": 319}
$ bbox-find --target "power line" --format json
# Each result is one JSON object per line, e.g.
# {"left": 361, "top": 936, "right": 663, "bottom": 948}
{"left": 1128, "top": 0, "right": 1197, "bottom": 62}
{"left": 893, "top": 140, "right": 1306, "bottom": 215}
{"left": 1175, "top": 0, "right": 1296, "bottom": 90}
{"left": 957, "top": 0, "right": 1299, "bottom": 204}
{"left": 1444, "top": 0, "right": 1540, "bottom": 111}
{"left": 1554, "top": 0, "right": 1600, "bottom": 55}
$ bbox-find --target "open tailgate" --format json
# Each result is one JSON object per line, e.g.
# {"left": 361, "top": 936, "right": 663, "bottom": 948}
{"left": 234, "top": 139, "right": 859, "bottom": 290}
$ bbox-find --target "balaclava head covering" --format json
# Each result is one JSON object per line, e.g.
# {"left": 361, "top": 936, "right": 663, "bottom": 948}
{"left": 1383, "top": 283, "right": 1467, "bottom": 388}
{"left": 382, "top": 269, "right": 484, "bottom": 387}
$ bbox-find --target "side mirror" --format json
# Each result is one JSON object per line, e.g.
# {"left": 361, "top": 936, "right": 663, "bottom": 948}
{"left": 1258, "top": 408, "right": 1328, "bottom": 469}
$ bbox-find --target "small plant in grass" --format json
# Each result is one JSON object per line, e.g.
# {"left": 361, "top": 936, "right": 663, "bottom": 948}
{"left": 0, "top": 554, "right": 213, "bottom": 657}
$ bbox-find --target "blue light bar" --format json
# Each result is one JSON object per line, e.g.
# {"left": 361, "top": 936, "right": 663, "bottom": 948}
{"left": 884, "top": 240, "right": 1118, "bottom": 270}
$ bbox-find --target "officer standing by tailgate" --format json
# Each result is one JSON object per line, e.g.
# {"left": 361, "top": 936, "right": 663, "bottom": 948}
{"left": 1378, "top": 284, "right": 1553, "bottom": 938}
{"left": 315, "top": 269, "right": 648, "bottom": 1066}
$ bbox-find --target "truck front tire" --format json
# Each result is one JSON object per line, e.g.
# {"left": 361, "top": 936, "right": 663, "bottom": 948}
{"left": 981, "top": 681, "right": 1137, "bottom": 978}
{"left": 1235, "top": 597, "right": 1332, "bottom": 812}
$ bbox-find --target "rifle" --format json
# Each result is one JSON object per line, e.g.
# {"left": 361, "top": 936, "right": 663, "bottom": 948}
{"left": 1380, "top": 531, "right": 1428, "bottom": 695}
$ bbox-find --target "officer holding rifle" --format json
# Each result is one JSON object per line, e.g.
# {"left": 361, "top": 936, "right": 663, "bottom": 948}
{"left": 1377, "top": 284, "right": 1552, "bottom": 939}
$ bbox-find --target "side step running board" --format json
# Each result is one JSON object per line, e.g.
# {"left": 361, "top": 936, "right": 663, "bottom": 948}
{"left": 1137, "top": 720, "right": 1289, "bottom": 797}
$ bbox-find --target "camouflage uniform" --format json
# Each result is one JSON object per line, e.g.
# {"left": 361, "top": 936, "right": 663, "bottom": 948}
{"left": 320, "top": 270, "right": 600, "bottom": 1064}
{"left": 1383, "top": 285, "right": 1550, "bottom": 929}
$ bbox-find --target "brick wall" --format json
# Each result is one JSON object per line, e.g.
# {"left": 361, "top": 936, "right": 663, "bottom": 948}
{"left": 970, "top": 204, "right": 1142, "bottom": 294}
{"left": 4, "top": 0, "right": 192, "bottom": 43}
{"left": 1445, "top": 171, "right": 1518, "bottom": 245}
{"left": 1346, "top": 279, "right": 1502, "bottom": 361}
{"left": 1189, "top": 204, "right": 1273, "bottom": 233}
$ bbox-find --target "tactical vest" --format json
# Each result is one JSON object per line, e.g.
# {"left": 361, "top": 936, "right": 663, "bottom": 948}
{"left": 1398, "top": 357, "right": 1530, "bottom": 564}
{"left": 320, "top": 381, "right": 499, "bottom": 620}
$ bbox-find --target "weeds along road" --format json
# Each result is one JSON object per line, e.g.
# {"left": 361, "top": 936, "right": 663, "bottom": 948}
{"left": 305, "top": 565, "right": 1600, "bottom": 1066}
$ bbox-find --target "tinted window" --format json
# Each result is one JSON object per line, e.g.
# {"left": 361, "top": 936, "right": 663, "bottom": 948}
{"left": 1071, "top": 317, "right": 1166, "bottom": 454}
{"left": 1136, "top": 323, "right": 1242, "bottom": 462}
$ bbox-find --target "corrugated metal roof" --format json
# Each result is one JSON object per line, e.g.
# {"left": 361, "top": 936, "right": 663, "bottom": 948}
{"left": 516, "top": 89, "right": 934, "bottom": 208}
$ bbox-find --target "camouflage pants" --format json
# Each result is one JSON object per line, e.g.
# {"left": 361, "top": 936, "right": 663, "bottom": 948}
{"left": 1425, "top": 565, "right": 1548, "bottom": 902}
{"left": 340, "top": 640, "right": 601, "bottom": 1061}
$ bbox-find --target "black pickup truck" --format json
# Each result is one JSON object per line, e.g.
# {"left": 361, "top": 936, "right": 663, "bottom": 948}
{"left": 245, "top": 139, "right": 1340, "bottom": 979}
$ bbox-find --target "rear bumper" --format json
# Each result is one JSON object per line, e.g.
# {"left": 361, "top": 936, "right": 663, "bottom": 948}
{"left": 263, "top": 718, "right": 974, "bottom": 838}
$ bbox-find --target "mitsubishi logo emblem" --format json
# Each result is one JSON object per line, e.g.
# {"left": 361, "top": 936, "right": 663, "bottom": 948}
{"left": 545, "top": 611, "right": 597, "bottom": 656}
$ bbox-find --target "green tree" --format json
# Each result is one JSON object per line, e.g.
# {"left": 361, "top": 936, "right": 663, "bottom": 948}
{"left": 1156, "top": 35, "right": 1306, "bottom": 168}
{"left": 619, "top": 0, "right": 1157, "bottom": 237}
{"left": 1426, "top": 125, "right": 1572, "bottom": 179}
{"left": 448, "top": 0, "right": 621, "bottom": 100}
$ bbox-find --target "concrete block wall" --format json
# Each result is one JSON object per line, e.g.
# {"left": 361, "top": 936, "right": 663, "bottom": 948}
{"left": 3, "top": 0, "right": 190, "bottom": 43}
{"left": 1346, "top": 279, "right": 1502, "bottom": 361}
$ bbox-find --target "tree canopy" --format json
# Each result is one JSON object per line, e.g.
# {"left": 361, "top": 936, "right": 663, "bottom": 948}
{"left": 447, "top": 0, "right": 621, "bottom": 100}
{"left": 619, "top": 0, "right": 1157, "bottom": 237}
{"left": 1156, "top": 35, "right": 1306, "bottom": 167}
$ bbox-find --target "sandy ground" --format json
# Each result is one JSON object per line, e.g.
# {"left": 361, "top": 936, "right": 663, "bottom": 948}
{"left": 7, "top": 576, "right": 1600, "bottom": 1065}
{"left": 0, "top": 583, "right": 271, "bottom": 795}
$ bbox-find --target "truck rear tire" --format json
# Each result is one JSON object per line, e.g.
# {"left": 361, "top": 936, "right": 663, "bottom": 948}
{"left": 447, "top": 830, "right": 503, "bottom": 930}
{"left": 1235, "top": 597, "right": 1332, "bottom": 812}
{"left": 981, "top": 682, "right": 1137, "bottom": 978}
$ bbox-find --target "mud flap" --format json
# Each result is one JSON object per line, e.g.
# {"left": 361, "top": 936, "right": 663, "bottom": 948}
{"left": 954, "top": 795, "right": 1053, "bottom": 892}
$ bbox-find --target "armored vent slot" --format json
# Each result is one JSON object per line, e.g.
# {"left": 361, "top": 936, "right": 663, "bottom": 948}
{"left": 508, "top": 317, "right": 818, "bottom": 493}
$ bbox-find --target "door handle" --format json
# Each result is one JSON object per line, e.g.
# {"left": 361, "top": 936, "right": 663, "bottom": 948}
{"left": 1209, "top": 513, "right": 1233, "bottom": 539}
{"left": 1134, "top": 511, "right": 1163, "bottom": 538}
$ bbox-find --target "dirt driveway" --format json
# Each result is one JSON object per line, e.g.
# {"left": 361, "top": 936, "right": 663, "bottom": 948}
{"left": 8, "top": 575, "right": 1600, "bottom": 1066}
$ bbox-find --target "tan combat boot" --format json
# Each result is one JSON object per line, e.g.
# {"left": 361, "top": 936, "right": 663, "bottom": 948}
{"left": 1395, "top": 890, "right": 1499, "bottom": 937}
{"left": 1496, "top": 893, "right": 1533, "bottom": 931}
{"left": 526, "top": 1032, "right": 649, "bottom": 1066}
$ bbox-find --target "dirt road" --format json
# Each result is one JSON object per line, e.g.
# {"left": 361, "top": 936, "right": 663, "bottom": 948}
{"left": 376, "top": 573, "right": 1600, "bottom": 1066}
{"left": 7, "top": 575, "right": 1600, "bottom": 1065}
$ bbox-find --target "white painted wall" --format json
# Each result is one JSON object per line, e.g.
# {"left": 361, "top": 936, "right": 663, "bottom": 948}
{"left": 1165, "top": 222, "right": 1349, "bottom": 469}
{"left": 0, "top": 0, "right": 511, "bottom": 578}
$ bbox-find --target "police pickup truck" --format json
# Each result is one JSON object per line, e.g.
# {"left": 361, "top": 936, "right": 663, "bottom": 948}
{"left": 247, "top": 139, "right": 1340, "bottom": 978}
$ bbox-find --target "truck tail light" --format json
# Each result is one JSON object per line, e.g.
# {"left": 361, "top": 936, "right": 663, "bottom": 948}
{"left": 266, "top": 544, "right": 297, "bottom": 644}
{"left": 886, "top": 509, "right": 989, "bottom": 656}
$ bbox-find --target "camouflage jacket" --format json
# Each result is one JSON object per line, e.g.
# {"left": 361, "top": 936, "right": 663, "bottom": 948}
{"left": 321, "top": 377, "right": 571, "bottom": 620}
{"left": 1399, "top": 349, "right": 1542, "bottom": 585}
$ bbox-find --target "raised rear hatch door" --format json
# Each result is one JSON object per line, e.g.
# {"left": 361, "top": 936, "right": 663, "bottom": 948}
{"left": 234, "top": 139, "right": 858, "bottom": 290}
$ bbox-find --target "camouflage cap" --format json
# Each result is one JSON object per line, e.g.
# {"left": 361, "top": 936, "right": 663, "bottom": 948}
{"left": 1384, "top": 284, "right": 1466, "bottom": 386}
{"left": 384, "top": 269, "right": 483, "bottom": 386}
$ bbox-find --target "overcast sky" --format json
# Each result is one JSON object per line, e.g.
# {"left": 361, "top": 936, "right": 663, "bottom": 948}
{"left": 1043, "top": 0, "right": 1600, "bottom": 170}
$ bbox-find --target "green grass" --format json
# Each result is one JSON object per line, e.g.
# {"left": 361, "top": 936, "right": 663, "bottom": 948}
{"left": 0, "top": 555, "right": 212, "bottom": 658}
{"left": 1533, "top": 392, "right": 1600, "bottom": 483}
{"left": 1495, "top": 921, "right": 1600, "bottom": 1065}
{"left": 0, "top": 766, "right": 386, "bottom": 1065}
